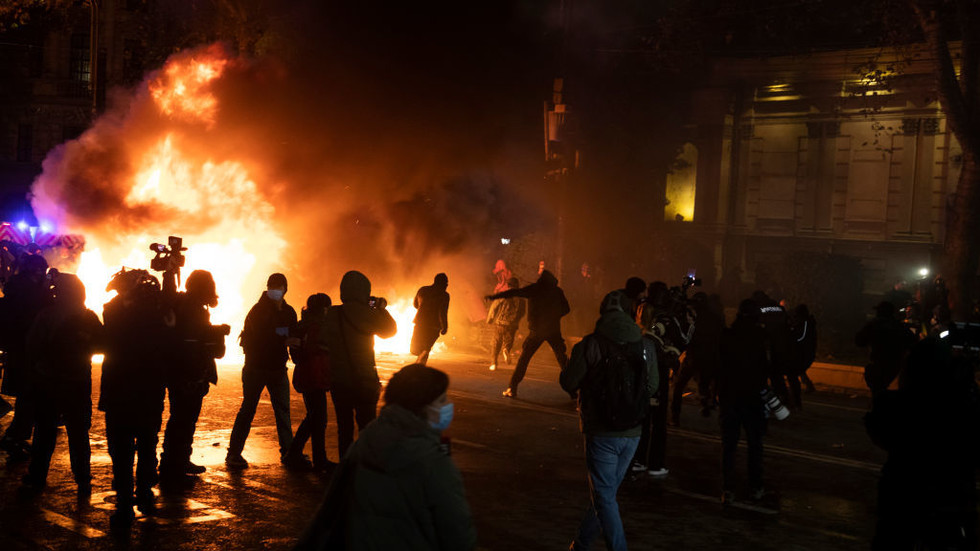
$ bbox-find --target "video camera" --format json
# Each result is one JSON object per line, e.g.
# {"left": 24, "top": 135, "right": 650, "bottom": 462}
{"left": 149, "top": 236, "right": 186, "bottom": 275}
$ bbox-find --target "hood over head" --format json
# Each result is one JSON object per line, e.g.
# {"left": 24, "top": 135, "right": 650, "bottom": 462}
{"left": 594, "top": 308, "right": 642, "bottom": 344}
{"left": 340, "top": 270, "right": 371, "bottom": 304}
{"left": 537, "top": 269, "right": 558, "bottom": 287}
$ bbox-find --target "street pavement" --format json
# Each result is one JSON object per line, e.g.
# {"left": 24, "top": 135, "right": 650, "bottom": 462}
{"left": 0, "top": 348, "right": 947, "bottom": 550}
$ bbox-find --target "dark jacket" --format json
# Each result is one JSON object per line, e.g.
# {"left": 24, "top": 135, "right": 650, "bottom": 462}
{"left": 413, "top": 282, "right": 449, "bottom": 333}
{"left": 291, "top": 312, "right": 330, "bottom": 393}
{"left": 241, "top": 293, "right": 298, "bottom": 372}
{"left": 0, "top": 273, "right": 50, "bottom": 393}
{"left": 486, "top": 296, "right": 526, "bottom": 327}
{"left": 295, "top": 404, "right": 476, "bottom": 551}
{"left": 791, "top": 314, "right": 817, "bottom": 372}
{"left": 561, "top": 308, "right": 658, "bottom": 437}
{"left": 322, "top": 271, "right": 397, "bottom": 391}
{"left": 489, "top": 270, "right": 569, "bottom": 335}
{"left": 855, "top": 314, "right": 916, "bottom": 391}
{"left": 170, "top": 295, "right": 222, "bottom": 386}
{"left": 27, "top": 302, "right": 103, "bottom": 384}
{"left": 718, "top": 318, "right": 769, "bottom": 406}
{"left": 99, "top": 293, "right": 171, "bottom": 417}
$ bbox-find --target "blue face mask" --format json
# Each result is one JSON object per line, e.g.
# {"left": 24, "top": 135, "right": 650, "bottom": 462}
{"left": 266, "top": 289, "right": 285, "bottom": 302}
{"left": 428, "top": 402, "right": 454, "bottom": 432}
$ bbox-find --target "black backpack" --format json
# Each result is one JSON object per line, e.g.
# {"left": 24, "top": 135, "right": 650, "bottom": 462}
{"left": 583, "top": 333, "right": 650, "bottom": 431}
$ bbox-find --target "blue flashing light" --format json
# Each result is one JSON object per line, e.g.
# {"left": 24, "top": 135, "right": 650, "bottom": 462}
{"left": 16, "top": 221, "right": 28, "bottom": 231}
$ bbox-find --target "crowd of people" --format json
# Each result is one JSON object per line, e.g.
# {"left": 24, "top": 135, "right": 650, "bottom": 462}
{"left": 0, "top": 250, "right": 976, "bottom": 550}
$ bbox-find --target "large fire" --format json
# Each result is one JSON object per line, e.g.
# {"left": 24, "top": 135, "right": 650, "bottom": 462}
{"left": 34, "top": 45, "right": 438, "bottom": 363}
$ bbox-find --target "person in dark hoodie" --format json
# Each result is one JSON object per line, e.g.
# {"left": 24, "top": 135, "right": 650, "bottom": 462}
{"left": 284, "top": 293, "right": 333, "bottom": 471}
{"left": 865, "top": 337, "right": 980, "bottom": 550}
{"left": 323, "top": 270, "right": 397, "bottom": 458}
{"left": 21, "top": 273, "right": 102, "bottom": 497}
{"left": 294, "top": 363, "right": 476, "bottom": 551}
{"left": 718, "top": 298, "right": 770, "bottom": 505}
{"left": 560, "top": 290, "right": 659, "bottom": 551}
{"left": 410, "top": 273, "right": 450, "bottom": 366}
{"left": 227, "top": 273, "right": 299, "bottom": 469}
{"left": 99, "top": 269, "right": 173, "bottom": 527}
{"left": 486, "top": 269, "right": 570, "bottom": 398}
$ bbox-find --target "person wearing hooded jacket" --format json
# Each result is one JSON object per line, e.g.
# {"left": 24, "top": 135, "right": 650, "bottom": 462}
{"left": 487, "top": 269, "right": 570, "bottom": 398}
{"left": 560, "top": 290, "right": 658, "bottom": 551}
{"left": 294, "top": 363, "right": 476, "bottom": 551}
{"left": 323, "top": 270, "right": 397, "bottom": 458}
{"left": 411, "top": 273, "right": 450, "bottom": 366}
{"left": 227, "top": 273, "right": 299, "bottom": 469}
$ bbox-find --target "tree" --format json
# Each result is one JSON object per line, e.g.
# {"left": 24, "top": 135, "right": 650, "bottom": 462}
{"left": 910, "top": 1, "right": 980, "bottom": 319}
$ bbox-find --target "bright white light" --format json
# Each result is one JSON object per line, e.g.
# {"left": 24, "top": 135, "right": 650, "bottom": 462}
{"left": 940, "top": 330, "right": 949, "bottom": 339}
{"left": 16, "top": 221, "right": 28, "bottom": 231}
{"left": 500, "top": 238, "right": 511, "bottom": 245}
{"left": 918, "top": 267, "right": 929, "bottom": 277}
{"left": 39, "top": 222, "right": 52, "bottom": 233}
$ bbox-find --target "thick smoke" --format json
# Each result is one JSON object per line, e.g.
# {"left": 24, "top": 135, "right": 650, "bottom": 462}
{"left": 32, "top": 5, "right": 556, "bottom": 338}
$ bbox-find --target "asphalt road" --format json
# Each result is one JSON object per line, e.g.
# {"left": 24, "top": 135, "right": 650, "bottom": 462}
{"left": 0, "top": 348, "right": 946, "bottom": 550}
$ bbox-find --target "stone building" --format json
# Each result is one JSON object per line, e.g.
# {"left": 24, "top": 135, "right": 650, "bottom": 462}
{"left": 667, "top": 44, "right": 959, "bottom": 310}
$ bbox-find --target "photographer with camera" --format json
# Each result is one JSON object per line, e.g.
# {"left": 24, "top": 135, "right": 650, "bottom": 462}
{"left": 99, "top": 268, "right": 173, "bottom": 526}
{"left": 226, "top": 273, "right": 299, "bottom": 470}
{"left": 159, "top": 268, "right": 230, "bottom": 484}
{"left": 323, "top": 270, "right": 397, "bottom": 458}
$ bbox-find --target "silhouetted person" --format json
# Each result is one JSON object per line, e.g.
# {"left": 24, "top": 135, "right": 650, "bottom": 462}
{"left": 486, "top": 276, "right": 525, "bottom": 371}
{"left": 492, "top": 259, "right": 512, "bottom": 294}
{"left": 284, "top": 293, "right": 333, "bottom": 471}
{"left": 633, "top": 281, "right": 683, "bottom": 478}
{"left": 100, "top": 269, "right": 172, "bottom": 527}
{"left": 789, "top": 303, "right": 817, "bottom": 403}
{"left": 295, "top": 364, "right": 476, "bottom": 550}
{"left": 865, "top": 338, "right": 980, "bottom": 550}
{"left": 324, "top": 270, "right": 397, "bottom": 458}
{"left": 227, "top": 273, "right": 298, "bottom": 469}
{"left": 410, "top": 273, "right": 450, "bottom": 366}
{"left": 719, "top": 299, "right": 769, "bottom": 505}
{"left": 487, "top": 269, "right": 570, "bottom": 398}
{"left": 672, "top": 293, "right": 724, "bottom": 424}
{"left": 0, "top": 254, "right": 51, "bottom": 461}
{"left": 855, "top": 301, "right": 916, "bottom": 397}
{"left": 752, "top": 290, "right": 792, "bottom": 405}
{"left": 566, "top": 262, "right": 597, "bottom": 337}
{"left": 21, "top": 273, "right": 102, "bottom": 497}
{"left": 160, "top": 270, "right": 229, "bottom": 483}
{"left": 621, "top": 277, "right": 646, "bottom": 320}
{"left": 561, "top": 290, "right": 658, "bottom": 551}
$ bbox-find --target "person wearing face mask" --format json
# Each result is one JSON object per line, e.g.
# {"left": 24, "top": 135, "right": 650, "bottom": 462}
{"left": 226, "top": 273, "right": 299, "bottom": 470}
{"left": 294, "top": 363, "right": 476, "bottom": 551}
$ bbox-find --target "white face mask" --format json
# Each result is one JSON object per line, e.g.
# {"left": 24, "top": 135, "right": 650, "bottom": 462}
{"left": 266, "top": 289, "right": 285, "bottom": 302}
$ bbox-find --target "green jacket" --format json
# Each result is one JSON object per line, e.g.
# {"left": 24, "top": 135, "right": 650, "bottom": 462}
{"left": 295, "top": 404, "right": 476, "bottom": 551}
{"left": 560, "top": 309, "right": 659, "bottom": 438}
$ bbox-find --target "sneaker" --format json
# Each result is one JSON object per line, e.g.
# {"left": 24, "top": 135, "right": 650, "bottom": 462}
{"left": 630, "top": 462, "right": 648, "bottom": 473}
{"left": 502, "top": 387, "right": 516, "bottom": 398}
{"left": 135, "top": 489, "right": 156, "bottom": 515}
{"left": 648, "top": 467, "right": 669, "bottom": 479}
{"left": 721, "top": 490, "right": 736, "bottom": 505}
{"left": 489, "top": 364, "right": 496, "bottom": 371}
{"left": 225, "top": 453, "right": 249, "bottom": 469}
{"left": 184, "top": 461, "right": 206, "bottom": 475}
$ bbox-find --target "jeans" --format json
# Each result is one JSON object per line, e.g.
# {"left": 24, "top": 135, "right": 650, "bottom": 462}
{"left": 573, "top": 435, "right": 640, "bottom": 551}
{"left": 229, "top": 369, "right": 293, "bottom": 458}
{"left": 332, "top": 383, "right": 380, "bottom": 458}
{"left": 287, "top": 390, "right": 329, "bottom": 466}
{"left": 509, "top": 331, "right": 567, "bottom": 390}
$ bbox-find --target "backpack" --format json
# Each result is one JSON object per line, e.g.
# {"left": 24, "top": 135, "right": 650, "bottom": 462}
{"left": 582, "top": 334, "right": 650, "bottom": 431}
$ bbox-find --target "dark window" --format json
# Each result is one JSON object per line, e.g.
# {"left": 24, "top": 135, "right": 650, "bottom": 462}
{"left": 16, "top": 124, "right": 33, "bottom": 163}
{"left": 70, "top": 33, "right": 91, "bottom": 97}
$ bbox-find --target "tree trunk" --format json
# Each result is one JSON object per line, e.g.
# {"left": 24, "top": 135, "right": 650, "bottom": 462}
{"left": 942, "top": 152, "right": 980, "bottom": 319}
